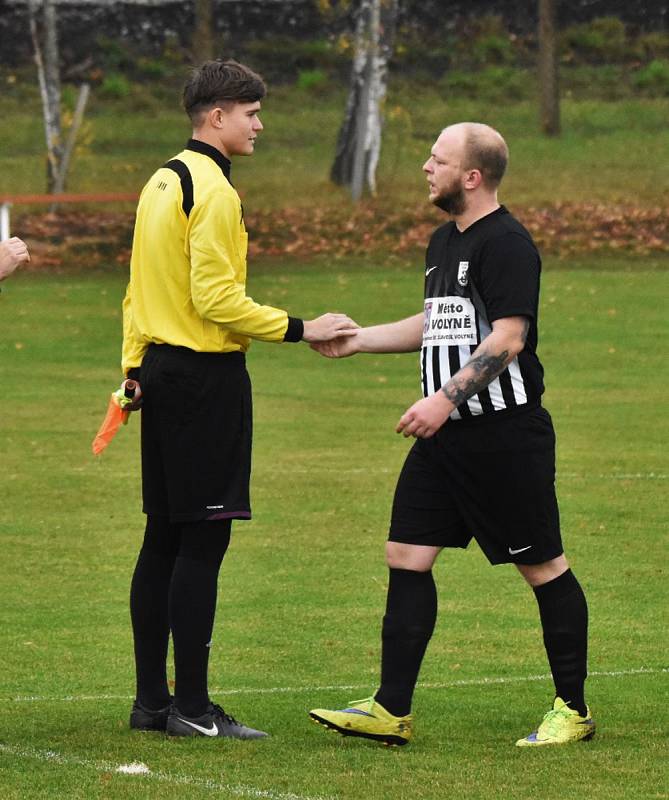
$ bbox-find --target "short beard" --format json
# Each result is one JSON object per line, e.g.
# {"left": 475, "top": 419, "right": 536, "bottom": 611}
{"left": 433, "top": 186, "right": 466, "bottom": 216}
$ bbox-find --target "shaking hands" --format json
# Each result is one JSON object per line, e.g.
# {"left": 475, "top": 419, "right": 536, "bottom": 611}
{"left": 302, "top": 313, "right": 359, "bottom": 344}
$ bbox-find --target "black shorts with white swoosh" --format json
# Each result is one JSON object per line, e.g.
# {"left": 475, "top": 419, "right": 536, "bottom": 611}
{"left": 388, "top": 405, "right": 563, "bottom": 565}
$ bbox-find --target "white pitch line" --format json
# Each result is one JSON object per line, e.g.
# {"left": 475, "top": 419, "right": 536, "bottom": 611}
{"left": 558, "top": 472, "right": 667, "bottom": 480}
{"left": 0, "top": 744, "right": 334, "bottom": 800}
{"left": 7, "top": 666, "right": 666, "bottom": 704}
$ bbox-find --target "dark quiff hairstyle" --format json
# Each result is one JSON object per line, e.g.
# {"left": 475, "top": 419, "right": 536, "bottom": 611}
{"left": 462, "top": 125, "right": 509, "bottom": 189}
{"left": 183, "top": 59, "right": 266, "bottom": 125}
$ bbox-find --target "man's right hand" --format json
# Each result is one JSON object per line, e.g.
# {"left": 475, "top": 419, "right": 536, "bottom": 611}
{"left": 310, "top": 332, "right": 361, "bottom": 358}
{"left": 302, "top": 313, "right": 359, "bottom": 343}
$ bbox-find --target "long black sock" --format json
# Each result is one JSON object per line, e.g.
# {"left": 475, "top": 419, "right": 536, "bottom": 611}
{"left": 129, "top": 516, "right": 180, "bottom": 710}
{"left": 533, "top": 568, "right": 589, "bottom": 716}
{"left": 374, "top": 568, "right": 437, "bottom": 717}
{"left": 169, "top": 519, "right": 231, "bottom": 718}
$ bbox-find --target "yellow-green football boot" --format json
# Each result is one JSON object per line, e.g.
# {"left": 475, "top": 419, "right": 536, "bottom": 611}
{"left": 516, "top": 697, "right": 595, "bottom": 747}
{"left": 309, "top": 696, "right": 412, "bottom": 746}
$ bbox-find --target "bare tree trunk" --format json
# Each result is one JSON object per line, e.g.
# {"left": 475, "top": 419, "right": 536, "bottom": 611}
{"left": 29, "top": 0, "right": 63, "bottom": 194}
{"left": 28, "top": 0, "right": 90, "bottom": 200}
{"left": 331, "top": 0, "right": 398, "bottom": 200}
{"left": 193, "top": 0, "right": 215, "bottom": 61}
{"left": 54, "top": 83, "right": 91, "bottom": 195}
{"left": 330, "top": 4, "right": 368, "bottom": 190}
{"left": 538, "top": 0, "right": 560, "bottom": 136}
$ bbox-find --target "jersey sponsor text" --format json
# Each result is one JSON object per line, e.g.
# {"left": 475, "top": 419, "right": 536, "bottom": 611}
{"left": 423, "top": 296, "right": 477, "bottom": 347}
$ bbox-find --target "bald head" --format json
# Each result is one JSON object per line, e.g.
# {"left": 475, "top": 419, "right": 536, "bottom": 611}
{"left": 441, "top": 123, "right": 509, "bottom": 189}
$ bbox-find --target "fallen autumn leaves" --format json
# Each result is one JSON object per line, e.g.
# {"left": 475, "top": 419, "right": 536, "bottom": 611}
{"left": 11, "top": 201, "right": 669, "bottom": 270}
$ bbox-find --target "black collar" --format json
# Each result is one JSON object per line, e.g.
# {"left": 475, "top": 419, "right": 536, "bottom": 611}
{"left": 186, "top": 138, "right": 232, "bottom": 181}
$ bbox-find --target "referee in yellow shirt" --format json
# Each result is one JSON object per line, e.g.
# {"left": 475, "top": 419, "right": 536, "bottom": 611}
{"left": 123, "top": 60, "right": 357, "bottom": 739}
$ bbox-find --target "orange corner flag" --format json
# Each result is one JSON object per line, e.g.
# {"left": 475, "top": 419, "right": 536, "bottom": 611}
{"left": 92, "top": 380, "right": 137, "bottom": 455}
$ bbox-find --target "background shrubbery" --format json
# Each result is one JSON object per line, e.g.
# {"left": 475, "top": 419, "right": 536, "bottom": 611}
{"left": 94, "top": 15, "right": 669, "bottom": 100}
{"left": 2, "top": 7, "right": 669, "bottom": 102}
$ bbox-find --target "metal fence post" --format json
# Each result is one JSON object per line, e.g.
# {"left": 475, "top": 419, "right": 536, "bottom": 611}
{"left": 0, "top": 202, "right": 11, "bottom": 241}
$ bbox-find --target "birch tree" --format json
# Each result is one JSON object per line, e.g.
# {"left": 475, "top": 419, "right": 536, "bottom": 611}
{"left": 28, "top": 0, "right": 90, "bottom": 195}
{"left": 538, "top": 0, "right": 560, "bottom": 136}
{"left": 331, "top": 0, "right": 399, "bottom": 200}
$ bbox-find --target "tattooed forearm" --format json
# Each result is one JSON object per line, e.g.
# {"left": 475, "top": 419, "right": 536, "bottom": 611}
{"left": 441, "top": 349, "right": 510, "bottom": 407}
{"left": 439, "top": 316, "right": 529, "bottom": 408}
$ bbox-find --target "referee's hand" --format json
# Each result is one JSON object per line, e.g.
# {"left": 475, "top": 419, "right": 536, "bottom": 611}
{"left": 396, "top": 392, "right": 452, "bottom": 438}
{"left": 120, "top": 379, "right": 143, "bottom": 412}
{"left": 302, "top": 313, "right": 359, "bottom": 343}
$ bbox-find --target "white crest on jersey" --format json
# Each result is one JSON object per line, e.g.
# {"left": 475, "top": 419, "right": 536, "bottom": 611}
{"left": 457, "top": 261, "right": 469, "bottom": 286}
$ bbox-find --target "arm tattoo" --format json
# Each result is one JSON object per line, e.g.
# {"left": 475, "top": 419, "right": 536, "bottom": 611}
{"left": 441, "top": 349, "right": 510, "bottom": 407}
{"left": 441, "top": 317, "right": 529, "bottom": 408}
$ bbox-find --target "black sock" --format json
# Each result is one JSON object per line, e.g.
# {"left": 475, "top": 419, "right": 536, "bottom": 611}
{"left": 170, "top": 520, "right": 231, "bottom": 718}
{"left": 129, "top": 516, "right": 180, "bottom": 710}
{"left": 374, "top": 568, "right": 437, "bottom": 717}
{"left": 533, "top": 569, "right": 589, "bottom": 717}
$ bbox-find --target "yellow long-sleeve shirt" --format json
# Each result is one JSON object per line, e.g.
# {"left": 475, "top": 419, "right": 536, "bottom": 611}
{"left": 122, "top": 139, "right": 300, "bottom": 374}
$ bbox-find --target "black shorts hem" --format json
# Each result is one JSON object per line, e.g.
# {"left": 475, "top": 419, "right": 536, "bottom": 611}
{"left": 143, "top": 507, "right": 252, "bottom": 523}
{"left": 387, "top": 528, "right": 563, "bottom": 567}
{"left": 388, "top": 529, "right": 470, "bottom": 549}
{"left": 493, "top": 545, "right": 564, "bottom": 567}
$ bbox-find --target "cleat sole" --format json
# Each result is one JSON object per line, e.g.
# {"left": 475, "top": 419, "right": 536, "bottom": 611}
{"left": 517, "top": 728, "right": 596, "bottom": 747}
{"left": 309, "top": 712, "right": 409, "bottom": 747}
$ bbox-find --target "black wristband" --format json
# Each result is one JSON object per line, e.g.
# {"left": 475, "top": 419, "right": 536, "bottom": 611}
{"left": 284, "top": 316, "right": 304, "bottom": 342}
{"left": 126, "top": 367, "right": 141, "bottom": 382}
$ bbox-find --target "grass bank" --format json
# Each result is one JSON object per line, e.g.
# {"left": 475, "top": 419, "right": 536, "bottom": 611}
{"left": 1, "top": 87, "right": 668, "bottom": 211}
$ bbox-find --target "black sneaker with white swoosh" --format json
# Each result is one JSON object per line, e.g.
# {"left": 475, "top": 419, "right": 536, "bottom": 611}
{"left": 166, "top": 703, "right": 268, "bottom": 739}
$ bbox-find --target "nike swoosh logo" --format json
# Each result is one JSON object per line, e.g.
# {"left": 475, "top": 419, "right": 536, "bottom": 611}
{"left": 425, "top": 266, "right": 438, "bottom": 276}
{"left": 180, "top": 719, "right": 218, "bottom": 736}
{"left": 508, "top": 545, "right": 532, "bottom": 555}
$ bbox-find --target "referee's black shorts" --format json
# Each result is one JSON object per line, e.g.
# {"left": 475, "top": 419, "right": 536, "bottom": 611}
{"left": 389, "top": 405, "right": 563, "bottom": 565}
{"left": 139, "top": 344, "right": 252, "bottom": 523}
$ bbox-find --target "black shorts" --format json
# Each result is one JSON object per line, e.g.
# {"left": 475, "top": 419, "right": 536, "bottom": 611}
{"left": 139, "top": 344, "right": 252, "bottom": 523}
{"left": 389, "top": 405, "right": 563, "bottom": 565}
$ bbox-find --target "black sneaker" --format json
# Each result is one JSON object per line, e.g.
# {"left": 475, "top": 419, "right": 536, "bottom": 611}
{"left": 129, "top": 699, "right": 172, "bottom": 731}
{"left": 166, "top": 703, "right": 268, "bottom": 739}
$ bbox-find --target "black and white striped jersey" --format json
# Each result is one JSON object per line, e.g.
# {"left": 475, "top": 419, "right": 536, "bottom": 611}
{"left": 421, "top": 206, "right": 545, "bottom": 421}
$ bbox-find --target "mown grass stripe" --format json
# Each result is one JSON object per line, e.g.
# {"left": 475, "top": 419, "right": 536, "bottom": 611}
{"left": 7, "top": 666, "right": 666, "bottom": 703}
{"left": 0, "top": 744, "right": 335, "bottom": 800}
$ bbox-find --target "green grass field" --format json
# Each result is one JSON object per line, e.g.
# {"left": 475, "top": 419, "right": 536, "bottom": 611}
{"left": 0, "top": 260, "right": 667, "bottom": 799}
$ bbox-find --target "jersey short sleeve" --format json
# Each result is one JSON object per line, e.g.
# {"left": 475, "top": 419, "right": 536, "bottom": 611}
{"left": 476, "top": 232, "right": 540, "bottom": 324}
